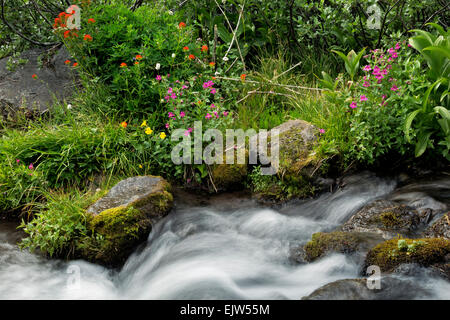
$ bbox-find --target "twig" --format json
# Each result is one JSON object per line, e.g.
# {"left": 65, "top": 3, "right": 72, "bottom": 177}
{"left": 273, "top": 61, "right": 302, "bottom": 80}
{"left": 213, "top": 0, "right": 247, "bottom": 71}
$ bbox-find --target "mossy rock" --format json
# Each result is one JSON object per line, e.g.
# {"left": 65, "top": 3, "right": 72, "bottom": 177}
{"left": 80, "top": 206, "right": 152, "bottom": 266}
{"left": 211, "top": 162, "right": 247, "bottom": 191}
{"left": 248, "top": 120, "right": 323, "bottom": 200}
{"left": 302, "top": 231, "right": 384, "bottom": 262}
{"left": 364, "top": 238, "right": 450, "bottom": 273}
{"left": 341, "top": 200, "right": 422, "bottom": 239}
{"left": 80, "top": 176, "right": 173, "bottom": 267}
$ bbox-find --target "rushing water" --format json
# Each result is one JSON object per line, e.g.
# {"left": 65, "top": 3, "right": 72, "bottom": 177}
{"left": 0, "top": 172, "right": 449, "bottom": 300}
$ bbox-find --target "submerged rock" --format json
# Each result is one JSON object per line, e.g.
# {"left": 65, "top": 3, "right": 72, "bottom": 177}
{"left": 81, "top": 176, "right": 173, "bottom": 267}
{"left": 302, "top": 277, "right": 432, "bottom": 300}
{"left": 363, "top": 238, "right": 450, "bottom": 277}
{"left": 299, "top": 231, "right": 384, "bottom": 263}
{"left": 341, "top": 199, "right": 423, "bottom": 239}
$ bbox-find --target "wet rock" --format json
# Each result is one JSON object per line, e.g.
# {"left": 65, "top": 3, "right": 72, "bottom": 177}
{"left": 82, "top": 176, "right": 173, "bottom": 267}
{"left": 363, "top": 238, "right": 450, "bottom": 276}
{"left": 301, "top": 277, "right": 432, "bottom": 300}
{"left": 392, "top": 262, "right": 450, "bottom": 280}
{"left": 341, "top": 199, "right": 422, "bottom": 239}
{"left": 423, "top": 213, "right": 450, "bottom": 240}
{"left": 0, "top": 47, "right": 76, "bottom": 116}
{"left": 300, "top": 231, "right": 384, "bottom": 263}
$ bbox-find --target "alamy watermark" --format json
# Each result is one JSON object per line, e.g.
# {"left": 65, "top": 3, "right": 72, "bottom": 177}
{"left": 366, "top": 265, "right": 381, "bottom": 290}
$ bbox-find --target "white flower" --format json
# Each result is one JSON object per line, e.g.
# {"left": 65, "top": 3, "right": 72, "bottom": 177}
{"left": 160, "top": 99, "right": 165, "bottom": 103}
{"left": 222, "top": 56, "right": 229, "bottom": 62}
{"left": 215, "top": 71, "right": 221, "bottom": 76}
{"left": 156, "top": 63, "right": 161, "bottom": 70}
{"left": 67, "top": 104, "right": 72, "bottom": 109}
{"left": 171, "top": 53, "right": 176, "bottom": 58}
{"left": 168, "top": 10, "right": 174, "bottom": 15}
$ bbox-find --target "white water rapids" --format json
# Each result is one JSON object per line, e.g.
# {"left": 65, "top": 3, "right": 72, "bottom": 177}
{"left": 1, "top": 172, "right": 449, "bottom": 299}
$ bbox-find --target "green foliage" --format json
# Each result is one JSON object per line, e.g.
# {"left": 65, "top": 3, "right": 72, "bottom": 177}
{"left": 18, "top": 190, "right": 92, "bottom": 258}
{"left": 406, "top": 23, "right": 450, "bottom": 158}
{"left": 331, "top": 48, "right": 366, "bottom": 81}
{"left": 320, "top": 24, "right": 450, "bottom": 164}
{"left": 0, "top": 157, "right": 46, "bottom": 212}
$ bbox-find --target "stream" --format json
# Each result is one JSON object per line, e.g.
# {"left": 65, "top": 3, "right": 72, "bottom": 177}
{"left": 1, "top": 172, "right": 449, "bottom": 299}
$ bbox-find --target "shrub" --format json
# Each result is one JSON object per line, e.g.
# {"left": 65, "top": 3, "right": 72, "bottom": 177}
{"left": 320, "top": 24, "right": 449, "bottom": 164}
{"left": 19, "top": 190, "right": 92, "bottom": 258}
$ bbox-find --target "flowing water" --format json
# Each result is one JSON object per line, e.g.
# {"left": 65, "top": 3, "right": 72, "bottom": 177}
{"left": 0, "top": 172, "right": 449, "bottom": 299}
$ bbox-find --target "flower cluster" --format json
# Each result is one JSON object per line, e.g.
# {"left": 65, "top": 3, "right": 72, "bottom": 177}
{"left": 158, "top": 74, "right": 232, "bottom": 136}
{"left": 349, "top": 42, "right": 404, "bottom": 110}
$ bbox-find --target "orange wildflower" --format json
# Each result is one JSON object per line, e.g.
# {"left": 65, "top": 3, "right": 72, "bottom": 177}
{"left": 183, "top": 46, "right": 189, "bottom": 51}
{"left": 240, "top": 74, "right": 247, "bottom": 81}
{"left": 120, "top": 62, "right": 127, "bottom": 68}
{"left": 188, "top": 54, "right": 195, "bottom": 60}
{"left": 87, "top": 18, "right": 96, "bottom": 23}
{"left": 120, "top": 121, "right": 128, "bottom": 128}
{"left": 201, "top": 45, "right": 208, "bottom": 52}
{"left": 135, "top": 54, "right": 143, "bottom": 60}
{"left": 32, "top": 74, "right": 37, "bottom": 79}
{"left": 64, "top": 60, "right": 71, "bottom": 65}
{"left": 179, "top": 22, "right": 186, "bottom": 28}
{"left": 83, "top": 34, "right": 93, "bottom": 41}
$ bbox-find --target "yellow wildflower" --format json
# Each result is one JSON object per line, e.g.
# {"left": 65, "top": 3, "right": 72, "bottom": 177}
{"left": 160, "top": 132, "right": 166, "bottom": 139}
{"left": 141, "top": 120, "right": 147, "bottom": 127}
{"left": 145, "top": 127, "right": 153, "bottom": 135}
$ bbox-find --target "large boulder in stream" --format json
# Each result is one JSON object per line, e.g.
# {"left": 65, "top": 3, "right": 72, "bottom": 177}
{"left": 302, "top": 277, "right": 432, "bottom": 300}
{"left": 81, "top": 176, "right": 173, "bottom": 267}
{"left": 340, "top": 199, "right": 426, "bottom": 239}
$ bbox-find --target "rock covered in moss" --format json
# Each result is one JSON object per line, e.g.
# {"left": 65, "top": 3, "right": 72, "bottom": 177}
{"left": 423, "top": 213, "right": 450, "bottom": 239}
{"left": 300, "top": 231, "right": 384, "bottom": 262}
{"left": 301, "top": 277, "right": 432, "bottom": 300}
{"left": 249, "top": 119, "right": 319, "bottom": 176}
{"left": 211, "top": 162, "right": 247, "bottom": 192}
{"left": 87, "top": 176, "right": 172, "bottom": 217}
{"left": 82, "top": 176, "right": 173, "bottom": 267}
{"left": 364, "top": 238, "right": 450, "bottom": 275}
{"left": 248, "top": 120, "right": 322, "bottom": 200}
{"left": 341, "top": 200, "right": 422, "bottom": 239}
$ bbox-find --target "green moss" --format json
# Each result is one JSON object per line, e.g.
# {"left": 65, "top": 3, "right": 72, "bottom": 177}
{"left": 365, "top": 238, "right": 450, "bottom": 272}
{"left": 278, "top": 126, "right": 318, "bottom": 175}
{"left": 212, "top": 162, "right": 247, "bottom": 191}
{"left": 79, "top": 206, "right": 152, "bottom": 266}
{"left": 379, "top": 211, "right": 402, "bottom": 228}
{"left": 304, "top": 231, "right": 365, "bottom": 262}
